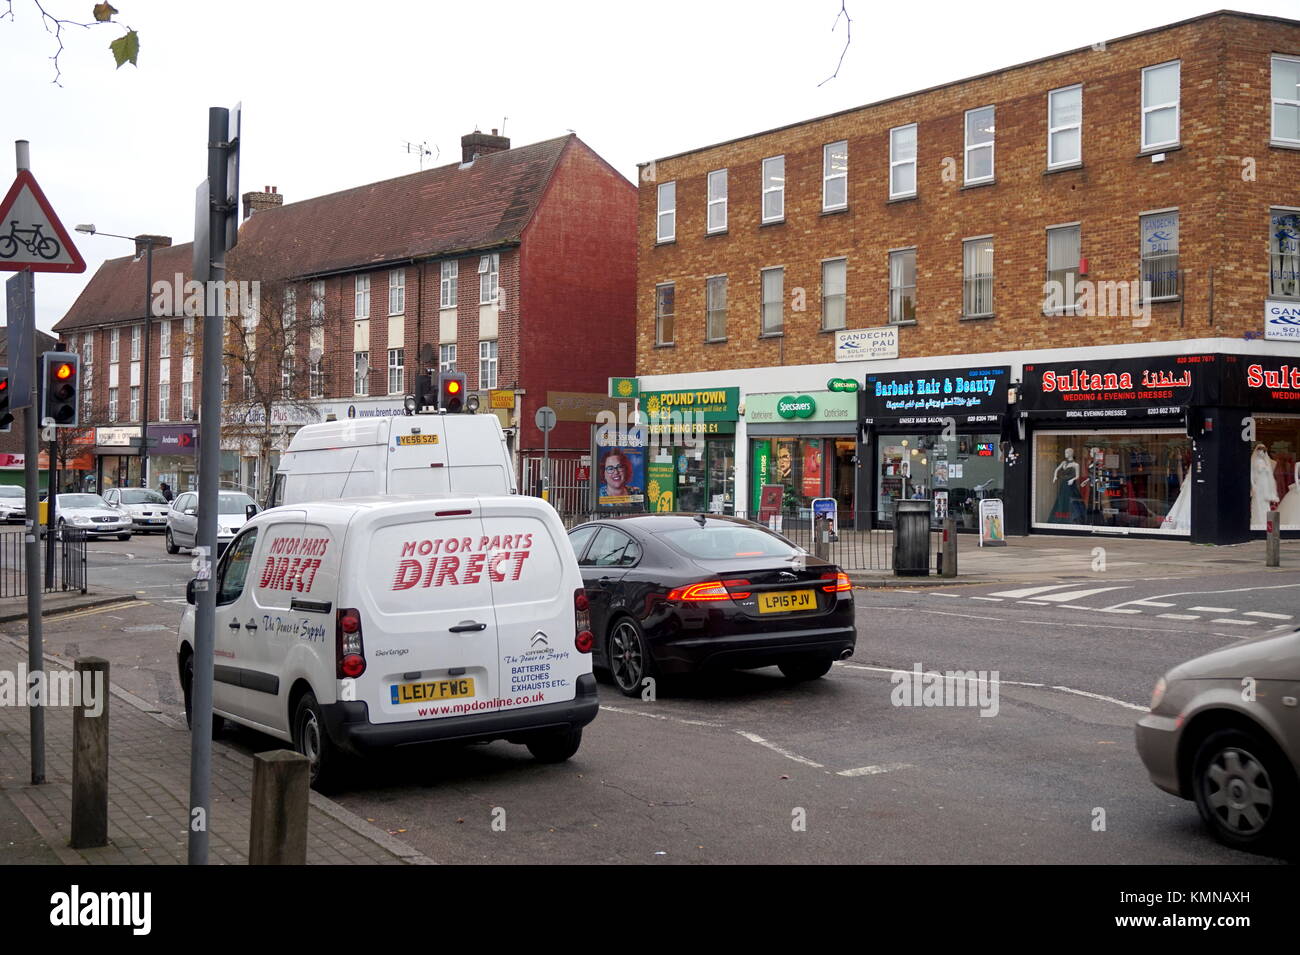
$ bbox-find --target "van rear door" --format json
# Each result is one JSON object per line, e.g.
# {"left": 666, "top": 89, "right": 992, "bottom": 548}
{"left": 386, "top": 417, "right": 453, "bottom": 496}
{"left": 480, "top": 501, "right": 585, "bottom": 709}
{"left": 353, "top": 505, "right": 501, "bottom": 723}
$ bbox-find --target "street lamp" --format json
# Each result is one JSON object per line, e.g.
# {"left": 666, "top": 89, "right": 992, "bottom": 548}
{"left": 76, "top": 224, "right": 156, "bottom": 489}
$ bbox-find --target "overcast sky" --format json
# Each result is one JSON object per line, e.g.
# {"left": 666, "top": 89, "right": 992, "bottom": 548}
{"left": 2, "top": 0, "right": 1295, "bottom": 333}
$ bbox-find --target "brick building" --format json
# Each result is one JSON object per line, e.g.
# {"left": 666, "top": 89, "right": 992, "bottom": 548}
{"left": 634, "top": 10, "right": 1300, "bottom": 544}
{"left": 55, "top": 132, "right": 636, "bottom": 499}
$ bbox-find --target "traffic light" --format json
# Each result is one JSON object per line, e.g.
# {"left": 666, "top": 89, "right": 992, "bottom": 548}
{"left": 438, "top": 372, "right": 467, "bottom": 413}
{"left": 415, "top": 372, "right": 435, "bottom": 412}
{"left": 0, "top": 368, "right": 11, "bottom": 433}
{"left": 40, "top": 351, "right": 79, "bottom": 426}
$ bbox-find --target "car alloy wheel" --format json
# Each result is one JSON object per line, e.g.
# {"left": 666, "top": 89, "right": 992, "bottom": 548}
{"left": 608, "top": 618, "right": 650, "bottom": 697}
{"left": 1192, "top": 728, "right": 1294, "bottom": 851}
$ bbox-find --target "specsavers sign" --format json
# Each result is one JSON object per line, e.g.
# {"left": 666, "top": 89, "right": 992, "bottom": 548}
{"left": 746, "top": 390, "right": 857, "bottom": 424}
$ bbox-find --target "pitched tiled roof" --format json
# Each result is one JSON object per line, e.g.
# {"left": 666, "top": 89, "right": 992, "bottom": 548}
{"left": 55, "top": 241, "right": 195, "bottom": 332}
{"left": 229, "top": 133, "right": 574, "bottom": 279}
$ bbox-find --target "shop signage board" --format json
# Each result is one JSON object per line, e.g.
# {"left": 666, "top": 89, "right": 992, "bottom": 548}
{"left": 862, "top": 365, "right": 1010, "bottom": 425}
{"left": 96, "top": 426, "right": 143, "bottom": 447}
{"left": 746, "top": 390, "right": 857, "bottom": 424}
{"left": 1019, "top": 355, "right": 1216, "bottom": 420}
{"left": 834, "top": 327, "right": 898, "bottom": 362}
{"left": 646, "top": 458, "right": 677, "bottom": 512}
{"left": 978, "top": 499, "right": 1006, "bottom": 547}
{"left": 826, "top": 378, "right": 859, "bottom": 392}
{"left": 757, "top": 484, "right": 784, "bottom": 527}
{"left": 490, "top": 389, "right": 516, "bottom": 409}
{"left": 750, "top": 441, "right": 771, "bottom": 512}
{"left": 1223, "top": 354, "right": 1300, "bottom": 410}
{"left": 639, "top": 387, "right": 739, "bottom": 422}
{"left": 546, "top": 391, "right": 610, "bottom": 423}
{"left": 148, "top": 424, "right": 199, "bottom": 455}
{"left": 1264, "top": 300, "right": 1300, "bottom": 341}
{"left": 609, "top": 377, "right": 639, "bottom": 399}
{"left": 812, "top": 497, "right": 838, "bottom": 535}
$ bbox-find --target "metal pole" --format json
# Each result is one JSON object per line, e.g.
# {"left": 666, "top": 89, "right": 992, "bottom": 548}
{"left": 44, "top": 428, "right": 56, "bottom": 589}
{"left": 141, "top": 239, "right": 152, "bottom": 487}
{"left": 543, "top": 422, "right": 550, "bottom": 503}
{"left": 16, "top": 140, "right": 44, "bottom": 785}
{"left": 188, "top": 106, "right": 229, "bottom": 865}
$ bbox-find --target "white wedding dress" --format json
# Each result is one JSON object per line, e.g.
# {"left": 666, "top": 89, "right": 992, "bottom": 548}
{"left": 1250, "top": 448, "right": 1280, "bottom": 527}
{"left": 1278, "top": 465, "right": 1300, "bottom": 528}
{"left": 1162, "top": 479, "right": 1191, "bottom": 531}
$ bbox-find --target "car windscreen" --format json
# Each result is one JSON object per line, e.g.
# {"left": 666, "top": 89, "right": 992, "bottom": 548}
{"left": 122, "top": 489, "right": 167, "bottom": 505}
{"left": 59, "top": 494, "right": 106, "bottom": 509}
{"left": 0, "top": 487, "right": 23, "bottom": 499}
{"left": 656, "top": 524, "right": 799, "bottom": 560}
{"left": 218, "top": 495, "right": 256, "bottom": 514}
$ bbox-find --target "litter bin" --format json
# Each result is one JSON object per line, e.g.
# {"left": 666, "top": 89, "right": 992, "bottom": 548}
{"left": 893, "top": 500, "right": 931, "bottom": 577}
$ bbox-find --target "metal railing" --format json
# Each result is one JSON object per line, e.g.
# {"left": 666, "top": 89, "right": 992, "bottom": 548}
{"left": 0, "top": 527, "right": 89, "bottom": 598}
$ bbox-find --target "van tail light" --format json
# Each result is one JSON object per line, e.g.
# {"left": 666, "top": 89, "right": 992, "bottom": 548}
{"left": 667, "top": 579, "right": 750, "bottom": 602}
{"left": 337, "top": 607, "right": 367, "bottom": 678}
{"left": 574, "top": 588, "right": 593, "bottom": 653}
{"left": 821, "top": 572, "right": 851, "bottom": 593}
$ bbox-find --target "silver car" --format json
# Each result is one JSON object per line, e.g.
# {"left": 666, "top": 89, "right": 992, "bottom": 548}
{"left": 1136, "top": 629, "right": 1300, "bottom": 855}
{"left": 50, "top": 493, "right": 133, "bottom": 540}
{"left": 0, "top": 485, "right": 25, "bottom": 524}
{"left": 103, "top": 487, "right": 171, "bottom": 533}
{"left": 165, "top": 490, "right": 259, "bottom": 555}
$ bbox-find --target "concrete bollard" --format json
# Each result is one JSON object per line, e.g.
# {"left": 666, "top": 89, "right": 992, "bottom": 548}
{"left": 1267, "top": 509, "right": 1281, "bottom": 568}
{"left": 249, "top": 749, "right": 311, "bottom": 865}
{"left": 70, "top": 657, "right": 109, "bottom": 849}
{"left": 942, "top": 517, "right": 958, "bottom": 578}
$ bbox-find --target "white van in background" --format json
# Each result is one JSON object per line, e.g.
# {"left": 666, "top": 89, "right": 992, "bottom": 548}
{"left": 176, "top": 494, "right": 598, "bottom": 790}
{"left": 268, "top": 414, "right": 516, "bottom": 508}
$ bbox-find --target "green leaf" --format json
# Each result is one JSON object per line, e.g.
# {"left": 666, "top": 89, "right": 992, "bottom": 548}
{"left": 109, "top": 29, "right": 139, "bottom": 68}
{"left": 92, "top": 3, "right": 119, "bottom": 22}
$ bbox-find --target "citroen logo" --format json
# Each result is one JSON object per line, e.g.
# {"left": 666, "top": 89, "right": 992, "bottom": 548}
{"left": 530, "top": 631, "right": 549, "bottom": 648}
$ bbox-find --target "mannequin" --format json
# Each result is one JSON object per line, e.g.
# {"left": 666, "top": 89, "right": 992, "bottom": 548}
{"left": 1250, "top": 443, "right": 1280, "bottom": 526}
{"left": 1162, "top": 447, "right": 1191, "bottom": 532}
{"left": 1050, "top": 448, "right": 1083, "bottom": 523}
{"left": 1278, "top": 461, "right": 1300, "bottom": 527}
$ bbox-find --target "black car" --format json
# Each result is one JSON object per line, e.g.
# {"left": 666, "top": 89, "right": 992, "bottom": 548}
{"left": 568, "top": 514, "right": 856, "bottom": 695}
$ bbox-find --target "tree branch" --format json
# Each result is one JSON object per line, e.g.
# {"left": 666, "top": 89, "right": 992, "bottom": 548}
{"left": 818, "top": 1, "right": 853, "bottom": 88}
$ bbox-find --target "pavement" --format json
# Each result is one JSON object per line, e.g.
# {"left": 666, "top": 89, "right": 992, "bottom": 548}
{"left": 0, "top": 632, "right": 433, "bottom": 865}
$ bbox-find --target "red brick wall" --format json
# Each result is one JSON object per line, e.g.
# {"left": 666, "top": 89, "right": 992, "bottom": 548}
{"left": 519, "top": 139, "right": 638, "bottom": 454}
{"left": 636, "top": 12, "right": 1300, "bottom": 376}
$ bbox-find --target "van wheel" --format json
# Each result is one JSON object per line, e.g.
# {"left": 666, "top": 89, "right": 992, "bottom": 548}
{"left": 608, "top": 618, "right": 654, "bottom": 698}
{"left": 165, "top": 528, "right": 179, "bottom": 554}
{"left": 526, "top": 727, "right": 582, "bottom": 763}
{"left": 293, "top": 691, "right": 344, "bottom": 793}
{"left": 181, "top": 653, "right": 224, "bottom": 739}
{"left": 1192, "top": 728, "right": 1296, "bottom": 853}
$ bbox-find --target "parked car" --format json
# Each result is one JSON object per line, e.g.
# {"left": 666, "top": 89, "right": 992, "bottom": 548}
{"left": 1103, "top": 497, "right": 1171, "bottom": 529}
{"left": 176, "top": 494, "right": 597, "bottom": 790}
{"left": 103, "top": 487, "right": 171, "bottom": 533}
{"left": 0, "top": 485, "right": 25, "bottom": 524}
{"left": 1136, "top": 629, "right": 1299, "bottom": 855}
{"left": 165, "top": 490, "right": 259, "bottom": 555}
{"left": 567, "top": 514, "right": 856, "bottom": 696}
{"left": 49, "top": 493, "right": 132, "bottom": 540}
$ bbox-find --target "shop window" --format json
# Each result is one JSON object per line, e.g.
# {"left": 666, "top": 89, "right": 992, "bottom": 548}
{"left": 878, "top": 433, "right": 1004, "bottom": 528}
{"left": 705, "top": 275, "right": 727, "bottom": 342}
{"left": 1249, "top": 416, "right": 1300, "bottom": 529}
{"left": 1032, "top": 430, "right": 1191, "bottom": 534}
{"left": 752, "top": 437, "right": 828, "bottom": 514}
{"left": 1141, "top": 211, "right": 1180, "bottom": 301}
{"left": 822, "top": 259, "right": 846, "bottom": 331}
{"left": 1270, "top": 208, "right": 1300, "bottom": 300}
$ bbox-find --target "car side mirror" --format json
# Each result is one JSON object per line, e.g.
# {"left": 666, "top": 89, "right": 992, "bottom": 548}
{"left": 186, "top": 578, "right": 197, "bottom": 604}
{"left": 245, "top": 504, "right": 259, "bottom": 521}
{"left": 185, "top": 508, "right": 197, "bottom": 516}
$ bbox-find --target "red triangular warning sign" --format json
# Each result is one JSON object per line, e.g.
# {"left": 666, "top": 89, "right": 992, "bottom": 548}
{"left": 0, "top": 170, "right": 86, "bottom": 274}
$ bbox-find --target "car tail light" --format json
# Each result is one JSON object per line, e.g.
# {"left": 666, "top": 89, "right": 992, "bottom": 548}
{"left": 821, "top": 572, "right": 851, "bottom": 593}
{"left": 336, "top": 607, "right": 366, "bottom": 678}
{"left": 575, "top": 588, "right": 593, "bottom": 653}
{"left": 666, "top": 579, "right": 750, "bottom": 602}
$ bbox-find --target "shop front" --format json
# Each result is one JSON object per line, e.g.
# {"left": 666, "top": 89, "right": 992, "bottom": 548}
{"left": 638, "top": 387, "right": 739, "bottom": 514}
{"left": 95, "top": 426, "right": 143, "bottom": 492}
{"left": 147, "top": 424, "right": 199, "bottom": 494}
{"left": 861, "top": 365, "right": 1011, "bottom": 529}
{"left": 1223, "top": 354, "right": 1300, "bottom": 535}
{"left": 744, "top": 388, "right": 859, "bottom": 520}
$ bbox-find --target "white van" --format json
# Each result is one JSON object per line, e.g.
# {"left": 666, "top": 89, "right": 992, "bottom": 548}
{"left": 176, "top": 494, "right": 598, "bottom": 789}
{"left": 268, "top": 414, "right": 516, "bottom": 509}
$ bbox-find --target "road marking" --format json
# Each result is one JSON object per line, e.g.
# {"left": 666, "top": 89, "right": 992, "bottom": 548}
{"left": 1190, "top": 606, "right": 1236, "bottom": 613}
{"left": 1034, "top": 586, "right": 1131, "bottom": 603}
{"left": 1095, "top": 608, "right": 1142, "bottom": 614}
{"left": 1244, "top": 611, "right": 1293, "bottom": 620}
{"left": 837, "top": 763, "right": 913, "bottom": 777}
{"left": 1017, "top": 600, "right": 1050, "bottom": 606}
{"left": 1132, "top": 600, "right": 1175, "bottom": 608}
{"left": 969, "top": 596, "right": 1003, "bottom": 602}
{"left": 927, "top": 592, "right": 961, "bottom": 598}
{"left": 1058, "top": 604, "right": 1094, "bottom": 610}
{"left": 861, "top": 606, "right": 1203, "bottom": 633}
{"left": 835, "top": 663, "right": 1146, "bottom": 712}
{"left": 989, "top": 584, "right": 1079, "bottom": 599}
{"left": 1101, "top": 583, "right": 1300, "bottom": 613}
{"left": 599, "top": 705, "right": 724, "bottom": 728}
{"left": 735, "top": 731, "right": 824, "bottom": 768}
{"left": 1211, "top": 618, "right": 1257, "bottom": 626}
{"left": 1157, "top": 613, "right": 1201, "bottom": 620}
{"left": 41, "top": 600, "right": 138, "bottom": 621}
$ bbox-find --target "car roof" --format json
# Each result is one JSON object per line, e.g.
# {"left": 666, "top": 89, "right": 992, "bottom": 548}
{"left": 575, "top": 513, "right": 764, "bottom": 532}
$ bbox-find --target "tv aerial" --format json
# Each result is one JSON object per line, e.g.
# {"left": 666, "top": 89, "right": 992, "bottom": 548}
{"left": 402, "top": 140, "right": 439, "bottom": 170}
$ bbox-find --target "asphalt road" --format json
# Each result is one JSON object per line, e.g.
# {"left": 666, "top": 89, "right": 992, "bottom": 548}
{"left": 7, "top": 533, "right": 1293, "bottom": 864}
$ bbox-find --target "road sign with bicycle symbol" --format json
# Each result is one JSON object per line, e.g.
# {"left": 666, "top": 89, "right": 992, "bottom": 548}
{"left": 0, "top": 169, "right": 85, "bottom": 274}
{"left": 0, "top": 219, "right": 61, "bottom": 260}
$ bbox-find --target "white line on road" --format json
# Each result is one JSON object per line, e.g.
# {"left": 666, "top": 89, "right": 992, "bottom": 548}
{"left": 1103, "top": 583, "right": 1300, "bottom": 614}
{"left": 599, "top": 705, "right": 724, "bottom": 728}
{"left": 1211, "top": 618, "right": 1257, "bottom": 626}
{"left": 1190, "top": 606, "right": 1236, "bottom": 613}
{"left": 864, "top": 606, "right": 1203, "bottom": 633}
{"left": 988, "top": 584, "right": 1079, "bottom": 599}
{"left": 835, "top": 663, "right": 1147, "bottom": 711}
{"left": 837, "top": 763, "right": 913, "bottom": 777}
{"left": 969, "top": 596, "right": 1004, "bottom": 602}
{"left": 1017, "top": 600, "right": 1050, "bottom": 606}
{"left": 1095, "top": 608, "right": 1142, "bottom": 614}
{"left": 1058, "top": 604, "right": 1093, "bottom": 610}
{"left": 735, "top": 731, "right": 825, "bottom": 768}
{"left": 1132, "top": 600, "right": 1175, "bottom": 608}
{"left": 1034, "top": 586, "right": 1131, "bottom": 603}
{"left": 1244, "top": 611, "right": 1293, "bottom": 620}
{"left": 1157, "top": 613, "right": 1201, "bottom": 620}
{"left": 927, "top": 592, "right": 961, "bottom": 598}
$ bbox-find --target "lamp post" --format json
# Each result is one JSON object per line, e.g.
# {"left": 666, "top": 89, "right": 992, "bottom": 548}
{"left": 75, "top": 225, "right": 154, "bottom": 488}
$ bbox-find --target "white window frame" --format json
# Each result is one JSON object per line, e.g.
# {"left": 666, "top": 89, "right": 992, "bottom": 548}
{"left": 1270, "top": 207, "right": 1300, "bottom": 300}
{"left": 388, "top": 347, "right": 404, "bottom": 395}
{"left": 655, "top": 283, "right": 675, "bottom": 346}
{"left": 158, "top": 384, "right": 169, "bottom": 423}
{"left": 1273, "top": 54, "right": 1300, "bottom": 146}
{"left": 310, "top": 281, "right": 325, "bottom": 323}
{"left": 107, "top": 387, "right": 118, "bottom": 422}
{"left": 159, "top": 318, "right": 170, "bottom": 358}
{"left": 889, "top": 124, "right": 917, "bottom": 199}
{"left": 889, "top": 247, "right": 917, "bottom": 325}
{"left": 1141, "top": 60, "right": 1181, "bottom": 151}
{"left": 439, "top": 343, "right": 457, "bottom": 373}
{"left": 440, "top": 261, "right": 458, "bottom": 308}
{"left": 354, "top": 351, "right": 369, "bottom": 396}
{"left": 129, "top": 385, "right": 140, "bottom": 422}
{"left": 761, "top": 267, "right": 784, "bottom": 335}
{"left": 657, "top": 181, "right": 676, "bottom": 242}
{"left": 964, "top": 106, "right": 995, "bottom": 184}
{"left": 1140, "top": 209, "right": 1181, "bottom": 302}
{"left": 1047, "top": 84, "right": 1083, "bottom": 168}
{"left": 181, "top": 381, "right": 193, "bottom": 420}
{"left": 705, "top": 274, "right": 727, "bottom": 342}
{"left": 389, "top": 269, "right": 405, "bottom": 315}
{"left": 110, "top": 327, "right": 120, "bottom": 364}
{"left": 761, "top": 156, "right": 785, "bottom": 224}
{"left": 479, "top": 340, "right": 498, "bottom": 390}
{"left": 82, "top": 334, "right": 93, "bottom": 365}
{"left": 822, "top": 141, "right": 848, "bottom": 212}
{"left": 130, "top": 324, "right": 142, "bottom": 361}
{"left": 962, "top": 236, "right": 995, "bottom": 319}
{"left": 478, "top": 253, "right": 499, "bottom": 305}
{"left": 821, "top": 258, "right": 847, "bottom": 331}
{"left": 183, "top": 316, "right": 194, "bottom": 356}
{"left": 354, "top": 274, "right": 370, "bottom": 319}
{"left": 707, "top": 169, "right": 727, "bottom": 234}
{"left": 309, "top": 356, "right": 324, "bottom": 399}
{"left": 1046, "top": 223, "right": 1082, "bottom": 314}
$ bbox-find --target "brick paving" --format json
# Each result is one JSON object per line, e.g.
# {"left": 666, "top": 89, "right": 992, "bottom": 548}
{"left": 0, "top": 639, "right": 433, "bottom": 865}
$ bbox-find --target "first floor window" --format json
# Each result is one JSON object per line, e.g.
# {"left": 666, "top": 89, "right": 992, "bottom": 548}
{"left": 1141, "top": 212, "right": 1180, "bottom": 301}
{"left": 890, "top": 249, "right": 917, "bottom": 324}
{"left": 761, "top": 267, "right": 784, "bottom": 334}
{"left": 282, "top": 353, "right": 294, "bottom": 394}
{"left": 309, "top": 359, "right": 324, "bottom": 398}
{"left": 182, "top": 382, "right": 193, "bottom": 419}
{"left": 243, "top": 366, "right": 253, "bottom": 399}
{"left": 388, "top": 348, "right": 404, "bottom": 395}
{"left": 822, "top": 259, "right": 846, "bottom": 331}
{"left": 706, "top": 275, "right": 727, "bottom": 341}
{"left": 82, "top": 367, "right": 93, "bottom": 414}
{"left": 479, "top": 340, "right": 498, "bottom": 390}
{"left": 963, "top": 238, "right": 994, "bottom": 318}
{"left": 1271, "top": 208, "right": 1300, "bottom": 299}
{"left": 108, "top": 387, "right": 118, "bottom": 422}
{"left": 354, "top": 351, "right": 369, "bottom": 395}
{"left": 129, "top": 386, "right": 140, "bottom": 422}
{"left": 655, "top": 283, "right": 675, "bottom": 345}
{"left": 1046, "top": 225, "right": 1082, "bottom": 311}
{"left": 158, "top": 386, "right": 170, "bottom": 422}
{"left": 222, "top": 365, "right": 231, "bottom": 402}
{"left": 440, "top": 343, "right": 457, "bottom": 373}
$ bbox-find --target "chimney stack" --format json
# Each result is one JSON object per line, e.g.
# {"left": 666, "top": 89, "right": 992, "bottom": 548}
{"left": 134, "top": 234, "right": 172, "bottom": 258}
{"left": 242, "top": 185, "right": 284, "bottom": 220}
{"left": 461, "top": 130, "right": 510, "bottom": 164}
